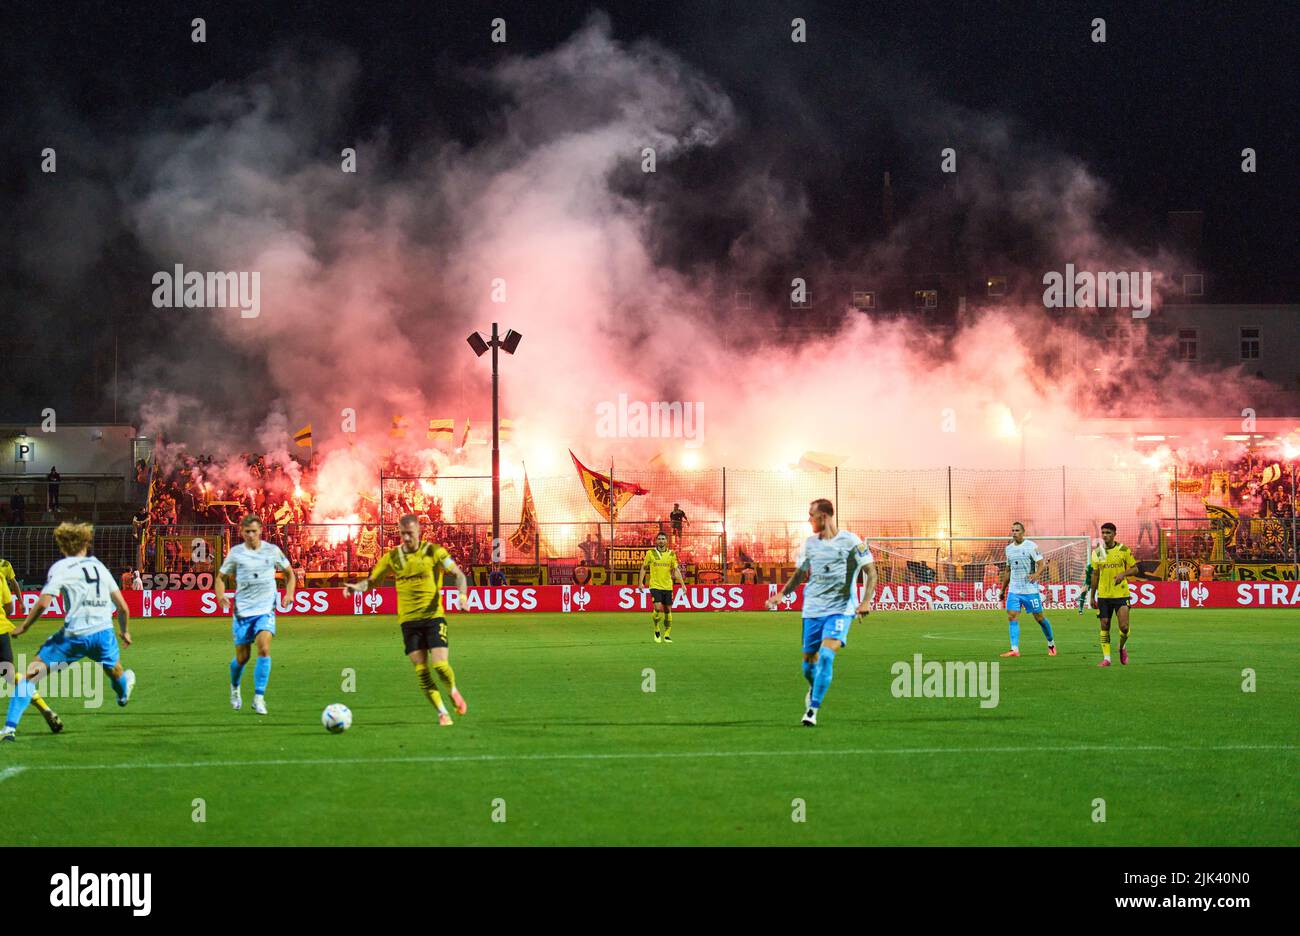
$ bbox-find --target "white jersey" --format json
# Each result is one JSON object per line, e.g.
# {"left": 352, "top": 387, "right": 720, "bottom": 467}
{"left": 219, "top": 542, "right": 290, "bottom": 618}
{"left": 797, "top": 530, "right": 874, "bottom": 618}
{"left": 41, "top": 555, "right": 120, "bottom": 637}
{"left": 1005, "top": 539, "right": 1045, "bottom": 595}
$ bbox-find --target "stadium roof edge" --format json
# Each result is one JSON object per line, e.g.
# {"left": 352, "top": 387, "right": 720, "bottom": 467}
{"left": 1075, "top": 416, "right": 1300, "bottom": 436}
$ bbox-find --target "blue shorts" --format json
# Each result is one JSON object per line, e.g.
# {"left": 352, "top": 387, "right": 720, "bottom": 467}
{"left": 802, "top": 614, "right": 853, "bottom": 654}
{"left": 1006, "top": 592, "right": 1044, "bottom": 614}
{"left": 38, "top": 628, "right": 121, "bottom": 668}
{"left": 233, "top": 613, "right": 276, "bottom": 646}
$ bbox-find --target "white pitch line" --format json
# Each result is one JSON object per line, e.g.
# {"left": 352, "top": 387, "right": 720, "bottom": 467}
{"left": 7, "top": 743, "right": 1296, "bottom": 773}
{"left": 0, "top": 766, "right": 28, "bottom": 783}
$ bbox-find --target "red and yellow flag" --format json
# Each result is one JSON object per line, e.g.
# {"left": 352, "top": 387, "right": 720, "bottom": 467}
{"left": 570, "top": 450, "right": 649, "bottom": 522}
{"left": 427, "top": 418, "right": 454, "bottom": 441}
{"left": 509, "top": 471, "right": 539, "bottom": 553}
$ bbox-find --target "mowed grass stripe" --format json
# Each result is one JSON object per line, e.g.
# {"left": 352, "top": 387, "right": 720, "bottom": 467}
{"left": 9, "top": 742, "right": 1295, "bottom": 773}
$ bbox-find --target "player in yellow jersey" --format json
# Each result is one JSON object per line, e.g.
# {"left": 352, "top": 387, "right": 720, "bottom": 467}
{"left": 0, "top": 557, "right": 62, "bottom": 733}
{"left": 345, "top": 514, "right": 469, "bottom": 726}
{"left": 639, "top": 532, "right": 686, "bottom": 643}
{"left": 1090, "top": 523, "right": 1139, "bottom": 667}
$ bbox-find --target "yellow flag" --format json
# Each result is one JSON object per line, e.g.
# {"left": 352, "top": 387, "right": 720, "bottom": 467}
{"left": 390, "top": 415, "right": 407, "bottom": 439}
{"left": 293, "top": 424, "right": 312, "bottom": 448}
{"left": 427, "top": 418, "right": 454, "bottom": 441}
{"left": 1203, "top": 501, "right": 1240, "bottom": 545}
{"left": 509, "top": 471, "right": 538, "bottom": 553}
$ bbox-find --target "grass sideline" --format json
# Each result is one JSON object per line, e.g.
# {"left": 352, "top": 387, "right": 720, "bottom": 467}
{"left": 0, "top": 609, "right": 1295, "bottom": 845}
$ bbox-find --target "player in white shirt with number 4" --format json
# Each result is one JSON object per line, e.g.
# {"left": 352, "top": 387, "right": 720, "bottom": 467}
{"left": 2, "top": 523, "right": 135, "bottom": 741}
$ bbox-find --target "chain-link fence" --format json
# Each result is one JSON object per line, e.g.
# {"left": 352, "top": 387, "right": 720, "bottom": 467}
{"left": 3, "top": 463, "right": 1294, "bottom": 586}
{"left": 0, "top": 524, "right": 140, "bottom": 588}
{"left": 366, "top": 462, "right": 1297, "bottom": 573}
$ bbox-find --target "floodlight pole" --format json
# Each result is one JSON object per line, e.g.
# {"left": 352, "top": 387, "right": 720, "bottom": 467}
{"left": 491, "top": 322, "right": 501, "bottom": 562}
{"left": 469, "top": 321, "right": 518, "bottom": 567}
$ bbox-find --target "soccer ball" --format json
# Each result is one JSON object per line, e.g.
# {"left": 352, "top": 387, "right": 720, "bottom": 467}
{"left": 321, "top": 703, "right": 353, "bottom": 734}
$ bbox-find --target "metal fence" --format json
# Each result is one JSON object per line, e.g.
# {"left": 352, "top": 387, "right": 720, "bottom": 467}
{"left": 0, "top": 475, "right": 139, "bottom": 523}
{"left": 0, "top": 524, "right": 141, "bottom": 587}
{"left": 376, "top": 463, "right": 1297, "bottom": 567}
{"left": 2, "top": 464, "right": 1294, "bottom": 585}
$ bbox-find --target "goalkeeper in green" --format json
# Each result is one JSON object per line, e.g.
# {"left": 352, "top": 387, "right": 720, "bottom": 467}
{"left": 1077, "top": 542, "right": 1103, "bottom": 613}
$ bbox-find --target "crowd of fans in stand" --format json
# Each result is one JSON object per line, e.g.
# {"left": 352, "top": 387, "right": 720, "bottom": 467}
{"left": 380, "top": 481, "right": 486, "bottom": 569}
{"left": 1174, "top": 451, "right": 1297, "bottom": 562}
{"left": 141, "top": 453, "right": 342, "bottom": 575}
{"left": 1181, "top": 451, "right": 1297, "bottom": 518}
{"left": 143, "top": 453, "right": 320, "bottom": 529}
{"left": 126, "top": 448, "right": 1300, "bottom": 576}
{"left": 140, "top": 456, "right": 496, "bottom": 574}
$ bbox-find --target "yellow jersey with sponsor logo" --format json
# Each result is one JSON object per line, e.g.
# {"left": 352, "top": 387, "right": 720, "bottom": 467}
{"left": 1095, "top": 543, "right": 1138, "bottom": 599}
{"left": 0, "top": 558, "right": 15, "bottom": 635}
{"left": 368, "top": 542, "right": 454, "bottom": 624}
{"left": 641, "top": 548, "right": 678, "bottom": 590}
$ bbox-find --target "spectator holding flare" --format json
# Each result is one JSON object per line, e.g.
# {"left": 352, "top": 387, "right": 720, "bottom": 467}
{"left": 1137, "top": 492, "right": 1162, "bottom": 550}
{"left": 670, "top": 503, "right": 687, "bottom": 545}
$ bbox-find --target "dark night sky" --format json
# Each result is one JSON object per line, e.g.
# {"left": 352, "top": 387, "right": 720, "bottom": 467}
{"left": 1, "top": 0, "right": 1296, "bottom": 422}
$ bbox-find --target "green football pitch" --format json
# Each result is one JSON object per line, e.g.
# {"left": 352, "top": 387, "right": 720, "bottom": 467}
{"left": 1, "top": 610, "right": 1295, "bottom": 845}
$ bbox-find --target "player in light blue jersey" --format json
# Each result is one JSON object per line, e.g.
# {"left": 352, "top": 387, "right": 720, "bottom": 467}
{"left": 767, "top": 499, "right": 876, "bottom": 726}
{"left": 2, "top": 523, "right": 135, "bottom": 741}
{"left": 999, "top": 522, "right": 1056, "bottom": 657}
{"left": 214, "top": 515, "right": 295, "bottom": 715}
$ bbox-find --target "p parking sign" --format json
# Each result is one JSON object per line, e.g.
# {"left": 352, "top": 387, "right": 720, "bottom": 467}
{"left": 14, "top": 441, "right": 33, "bottom": 462}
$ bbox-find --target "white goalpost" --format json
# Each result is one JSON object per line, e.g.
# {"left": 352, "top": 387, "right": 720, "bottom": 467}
{"left": 866, "top": 535, "right": 1093, "bottom": 604}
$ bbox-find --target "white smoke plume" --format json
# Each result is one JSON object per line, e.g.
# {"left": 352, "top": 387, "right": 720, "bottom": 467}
{"left": 106, "top": 12, "right": 1258, "bottom": 518}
